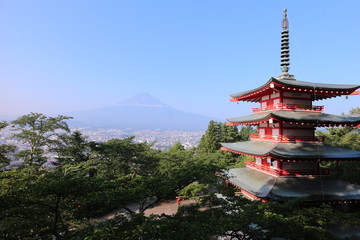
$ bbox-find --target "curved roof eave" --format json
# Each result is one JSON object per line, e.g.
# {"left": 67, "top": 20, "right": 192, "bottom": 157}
{"left": 226, "top": 110, "right": 360, "bottom": 126}
{"left": 221, "top": 141, "right": 360, "bottom": 161}
{"left": 230, "top": 77, "right": 360, "bottom": 100}
{"left": 222, "top": 141, "right": 277, "bottom": 156}
{"left": 225, "top": 168, "right": 360, "bottom": 201}
{"left": 230, "top": 78, "right": 274, "bottom": 98}
{"left": 277, "top": 79, "right": 360, "bottom": 91}
{"left": 270, "top": 177, "right": 360, "bottom": 201}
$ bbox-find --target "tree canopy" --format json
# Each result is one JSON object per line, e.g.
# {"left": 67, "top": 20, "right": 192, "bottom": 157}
{"left": 10, "top": 113, "right": 72, "bottom": 166}
{"left": 1, "top": 113, "right": 360, "bottom": 239}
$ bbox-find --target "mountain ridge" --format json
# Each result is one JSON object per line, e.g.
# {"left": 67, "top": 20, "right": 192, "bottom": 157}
{"left": 118, "top": 93, "right": 168, "bottom": 108}
{"left": 69, "top": 93, "right": 218, "bottom": 131}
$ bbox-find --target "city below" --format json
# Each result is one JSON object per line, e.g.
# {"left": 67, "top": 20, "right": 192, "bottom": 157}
{"left": 0, "top": 127, "right": 204, "bottom": 152}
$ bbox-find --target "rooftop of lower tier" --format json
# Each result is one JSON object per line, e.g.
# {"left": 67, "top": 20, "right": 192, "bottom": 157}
{"left": 226, "top": 110, "right": 360, "bottom": 127}
{"left": 221, "top": 141, "right": 360, "bottom": 161}
{"left": 225, "top": 167, "right": 360, "bottom": 202}
{"left": 230, "top": 77, "right": 360, "bottom": 102}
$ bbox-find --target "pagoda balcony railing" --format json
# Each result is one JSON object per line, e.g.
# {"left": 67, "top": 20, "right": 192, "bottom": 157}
{"left": 250, "top": 134, "right": 325, "bottom": 143}
{"left": 246, "top": 161, "right": 330, "bottom": 176}
{"left": 252, "top": 103, "right": 324, "bottom": 113}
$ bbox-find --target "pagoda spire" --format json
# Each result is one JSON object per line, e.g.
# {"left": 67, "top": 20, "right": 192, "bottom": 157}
{"left": 278, "top": 8, "right": 295, "bottom": 80}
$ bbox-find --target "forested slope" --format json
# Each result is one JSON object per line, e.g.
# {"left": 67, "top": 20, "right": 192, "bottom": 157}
{"left": 1, "top": 111, "right": 360, "bottom": 239}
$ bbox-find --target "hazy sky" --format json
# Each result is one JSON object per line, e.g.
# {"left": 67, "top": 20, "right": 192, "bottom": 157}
{"left": 1, "top": 1, "right": 359, "bottom": 120}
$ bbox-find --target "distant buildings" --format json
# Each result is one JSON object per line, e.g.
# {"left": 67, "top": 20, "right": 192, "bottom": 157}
{"left": 0, "top": 127, "right": 203, "bottom": 153}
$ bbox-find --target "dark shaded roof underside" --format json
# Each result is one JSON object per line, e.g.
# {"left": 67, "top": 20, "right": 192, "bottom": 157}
{"left": 227, "top": 110, "right": 360, "bottom": 125}
{"left": 227, "top": 168, "right": 360, "bottom": 201}
{"left": 230, "top": 77, "right": 360, "bottom": 101}
{"left": 221, "top": 141, "right": 360, "bottom": 161}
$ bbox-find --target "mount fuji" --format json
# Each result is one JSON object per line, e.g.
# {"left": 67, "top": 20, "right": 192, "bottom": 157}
{"left": 69, "top": 93, "right": 217, "bottom": 131}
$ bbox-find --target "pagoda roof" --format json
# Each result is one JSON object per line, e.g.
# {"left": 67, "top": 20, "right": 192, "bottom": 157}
{"left": 226, "top": 110, "right": 360, "bottom": 127}
{"left": 230, "top": 77, "right": 360, "bottom": 102}
{"left": 227, "top": 167, "right": 360, "bottom": 201}
{"left": 221, "top": 141, "right": 360, "bottom": 161}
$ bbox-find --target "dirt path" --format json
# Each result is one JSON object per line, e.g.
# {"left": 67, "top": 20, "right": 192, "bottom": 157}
{"left": 97, "top": 199, "right": 197, "bottom": 222}
{"left": 97, "top": 203, "right": 138, "bottom": 222}
{"left": 144, "top": 199, "right": 196, "bottom": 216}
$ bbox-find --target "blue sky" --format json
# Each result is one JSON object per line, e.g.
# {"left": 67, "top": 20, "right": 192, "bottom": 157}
{"left": 1, "top": 1, "right": 359, "bottom": 120}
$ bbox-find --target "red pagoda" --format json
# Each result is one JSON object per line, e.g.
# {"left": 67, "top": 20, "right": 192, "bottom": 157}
{"left": 221, "top": 9, "right": 360, "bottom": 203}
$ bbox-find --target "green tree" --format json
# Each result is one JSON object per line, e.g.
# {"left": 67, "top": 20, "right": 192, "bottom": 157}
{"left": 198, "top": 121, "right": 255, "bottom": 154}
{"left": 53, "top": 130, "right": 91, "bottom": 166}
{"left": 88, "top": 137, "right": 159, "bottom": 179}
{"left": 238, "top": 125, "right": 256, "bottom": 141}
{"left": 0, "top": 165, "right": 148, "bottom": 239}
{"left": 197, "top": 120, "right": 221, "bottom": 153}
{"left": 178, "top": 182, "right": 209, "bottom": 200}
{"left": 0, "top": 144, "right": 17, "bottom": 170}
{"left": 0, "top": 121, "right": 17, "bottom": 169}
{"left": 168, "top": 141, "right": 186, "bottom": 153}
{"left": 197, "top": 121, "right": 252, "bottom": 169}
{"left": 10, "top": 113, "right": 72, "bottom": 166}
{"left": 0, "top": 121, "right": 7, "bottom": 129}
{"left": 0, "top": 167, "right": 93, "bottom": 239}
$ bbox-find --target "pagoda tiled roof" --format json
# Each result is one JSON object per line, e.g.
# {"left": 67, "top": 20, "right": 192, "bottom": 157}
{"left": 227, "top": 167, "right": 360, "bottom": 201}
{"left": 227, "top": 110, "right": 360, "bottom": 126}
{"left": 230, "top": 77, "right": 360, "bottom": 102}
{"left": 221, "top": 141, "right": 360, "bottom": 161}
